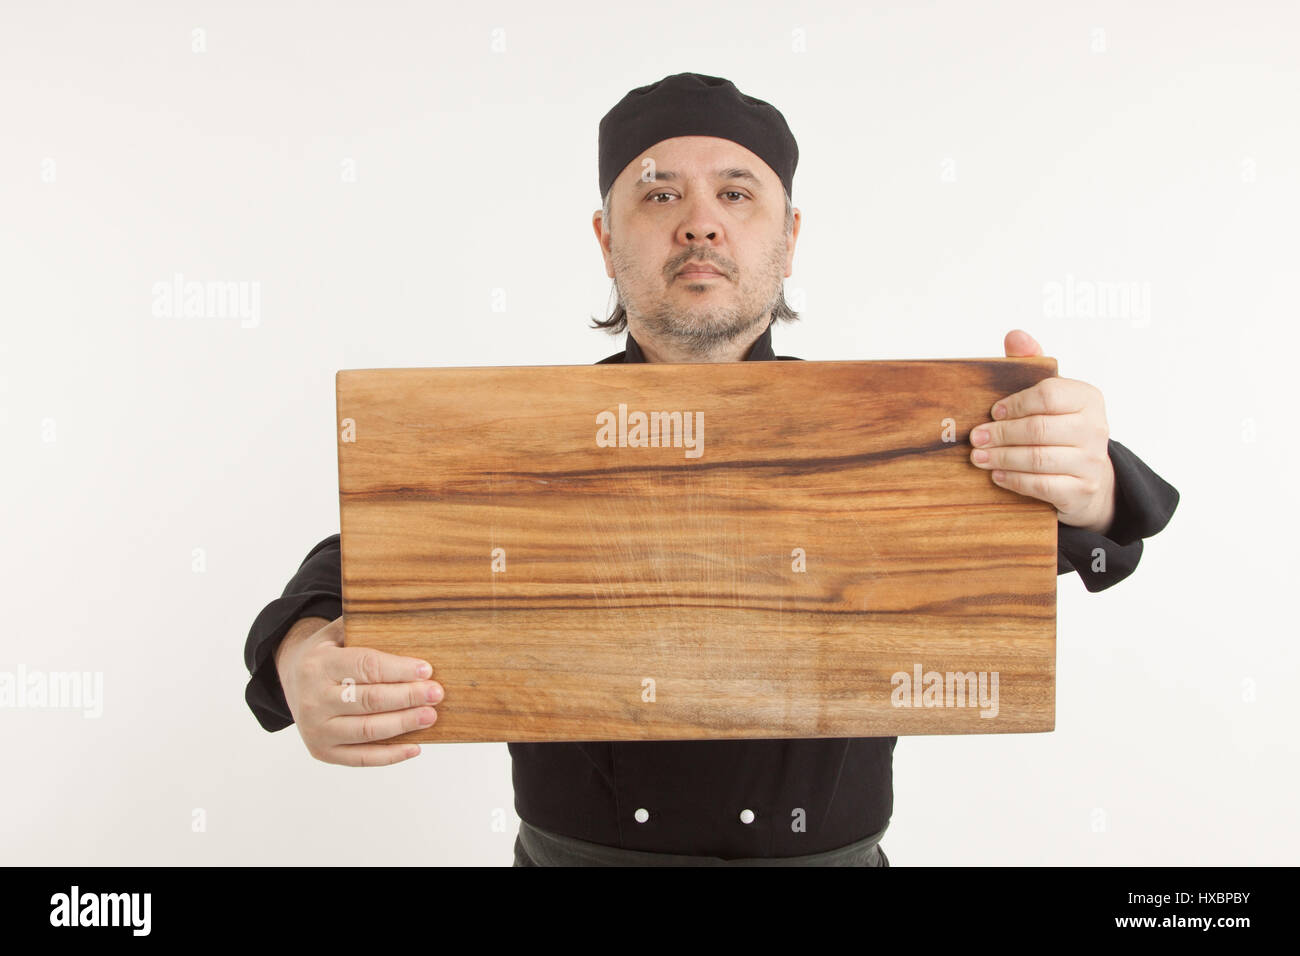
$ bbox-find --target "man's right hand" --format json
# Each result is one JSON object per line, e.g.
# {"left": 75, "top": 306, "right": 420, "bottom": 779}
{"left": 274, "top": 615, "right": 442, "bottom": 766}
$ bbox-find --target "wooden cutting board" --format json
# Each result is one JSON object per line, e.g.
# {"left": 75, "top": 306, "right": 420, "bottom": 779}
{"left": 336, "top": 356, "right": 1058, "bottom": 744}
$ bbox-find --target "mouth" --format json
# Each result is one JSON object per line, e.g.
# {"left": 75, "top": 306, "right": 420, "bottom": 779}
{"left": 677, "top": 264, "right": 726, "bottom": 280}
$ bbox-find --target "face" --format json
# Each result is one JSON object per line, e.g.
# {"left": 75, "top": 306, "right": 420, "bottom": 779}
{"left": 593, "top": 136, "right": 800, "bottom": 357}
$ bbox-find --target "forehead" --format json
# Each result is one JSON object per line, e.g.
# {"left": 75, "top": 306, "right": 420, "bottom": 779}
{"left": 618, "top": 135, "right": 779, "bottom": 189}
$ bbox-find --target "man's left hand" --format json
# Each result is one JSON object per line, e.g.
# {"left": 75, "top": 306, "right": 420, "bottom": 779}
{"left": 968, "top": 329, "right": 1117, "bottom": 535}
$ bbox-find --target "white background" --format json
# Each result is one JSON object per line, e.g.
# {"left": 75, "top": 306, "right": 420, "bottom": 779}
{"left": 1, "top": 0, "right": 1293, "bottom": 865}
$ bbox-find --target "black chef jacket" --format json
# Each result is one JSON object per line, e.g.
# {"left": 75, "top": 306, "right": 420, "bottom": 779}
{"left": 243, "top": 320, "right": 1180, "bottom": 858}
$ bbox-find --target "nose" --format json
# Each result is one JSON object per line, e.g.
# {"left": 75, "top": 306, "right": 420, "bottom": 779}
{"left": 676, "top": 194, "right": 722, "bottom": 245}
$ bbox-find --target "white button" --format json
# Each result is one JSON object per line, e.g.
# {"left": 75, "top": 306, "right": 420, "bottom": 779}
{"left": 634, "top": 808, "right": 649, "bottom": 823}
{"left": 739, "top": 809, "right": 755, "bottom": 824}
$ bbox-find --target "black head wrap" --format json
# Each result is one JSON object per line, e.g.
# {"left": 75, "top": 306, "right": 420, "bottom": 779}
{"left": 598, "top": 72, "right": 798, "bottom": 202}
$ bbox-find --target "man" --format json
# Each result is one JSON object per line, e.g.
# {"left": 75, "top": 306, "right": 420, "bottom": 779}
{"left": 244, "top": 73, "right": 1180, "bottom": 866}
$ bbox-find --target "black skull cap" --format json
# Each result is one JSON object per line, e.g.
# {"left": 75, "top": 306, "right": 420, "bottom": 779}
{"left": 598, "top": 72, "right": 798, "bottom": 202}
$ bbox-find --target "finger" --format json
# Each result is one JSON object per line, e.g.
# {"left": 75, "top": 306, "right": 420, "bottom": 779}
{"left": 971, "top": 411, "right": 1092, "bottom": 449}
{"left": 324, "top": 704, "right": 439, "bottom": 746}
{"left": 970, "top": 443, "right": 1090, "bottom": 477}
{"left": 1003, "top": 329, "right": 1043, "bottom": 357}
{"left": 323, "top": 742, "right": 425, "bottom": 768}
{"left": 991, "top": 376, "right": 1090, "bottom": 422}
{"left": 324, "top": 645, "right": 434, "bottom": 685}
{"left": 327, "top": 678, "right": 445, "bottom": 715}
{"left": 988, "top": 469, "right": 1083, "bottom": 512}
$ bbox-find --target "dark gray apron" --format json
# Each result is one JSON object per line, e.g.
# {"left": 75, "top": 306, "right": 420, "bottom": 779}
{"left": 514, "top": 819, "right": 890, "bottom": 867}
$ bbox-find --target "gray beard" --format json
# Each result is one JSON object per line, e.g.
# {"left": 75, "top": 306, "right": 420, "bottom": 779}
{"left": 620, "top": 286, "right": 778, "bottom": 355}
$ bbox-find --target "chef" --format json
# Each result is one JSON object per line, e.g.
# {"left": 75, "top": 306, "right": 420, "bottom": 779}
{"left": 244, "top": 72, "right": 1180, "bottom": 866}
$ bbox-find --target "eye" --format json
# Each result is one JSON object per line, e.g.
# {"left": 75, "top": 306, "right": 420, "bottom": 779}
{"left": 646, "top": 191, "right": 750, "bottom": 203}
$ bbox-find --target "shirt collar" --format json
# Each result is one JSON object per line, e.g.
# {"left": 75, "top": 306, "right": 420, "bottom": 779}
{"left": 620, "top": 320, "right": 776, "bottom": 364}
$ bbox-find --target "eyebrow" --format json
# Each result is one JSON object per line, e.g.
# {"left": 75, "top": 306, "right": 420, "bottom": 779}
{"left": 633, "top": 168, "right": 764, "bottom": 191}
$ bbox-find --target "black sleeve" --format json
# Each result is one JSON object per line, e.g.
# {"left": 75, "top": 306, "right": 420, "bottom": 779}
{"left": 1056, "top": 438, "right": 1179, "bottom": 592}
{"left": 243, "top": 534, "right": 344, "bottom": 732}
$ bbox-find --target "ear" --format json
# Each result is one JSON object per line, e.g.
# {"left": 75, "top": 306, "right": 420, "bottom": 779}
{"left": 593, "top": 210, "right": 614, "bottom": 279}
{"left": 784, "top": 207, "right": 801, "bottom": 278}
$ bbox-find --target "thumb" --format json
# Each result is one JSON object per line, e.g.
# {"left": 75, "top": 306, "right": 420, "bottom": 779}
{"left": 1004, "top": 329, "right": 1043, "bottom": 357}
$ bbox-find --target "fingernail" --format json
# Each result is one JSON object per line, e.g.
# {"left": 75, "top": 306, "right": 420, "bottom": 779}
{"left": 993, "top": 405, "right": 1007, "bottom": 419}
{"left": 972, "top": 428, "right": 988, "bottom": 445}
{"left": 973, "top": 449, "right": 989, "bottom": 463}
{"left": 417, "top": 663, "right": 432, "bottom": 678}
{"left": 426, "top": 683, "right": 443, "bottom": 703}
{"left": 419, "top": 708, "right": 437, "bottom": 725}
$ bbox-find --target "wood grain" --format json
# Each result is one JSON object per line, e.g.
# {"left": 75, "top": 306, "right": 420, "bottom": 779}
{"left": 336, "top": 357, "right": 1059, "bottom": 743}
